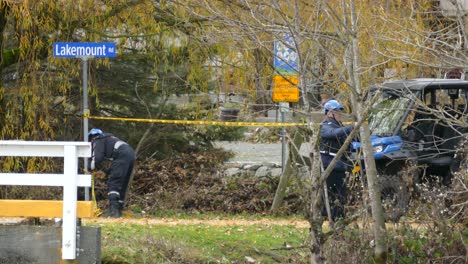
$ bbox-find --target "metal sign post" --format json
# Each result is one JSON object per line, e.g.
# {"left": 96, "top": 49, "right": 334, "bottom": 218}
{"left": 279, "top": 102, "right": 289, "bottom": 171}
{"left": 82, "top": 57, "right": 90, "bottom": 200}
{"left": 54, "top": 42, "right": 116, "bottom": 200}
{"left": 273, "top": 33, "right": 299, "bottom": 172}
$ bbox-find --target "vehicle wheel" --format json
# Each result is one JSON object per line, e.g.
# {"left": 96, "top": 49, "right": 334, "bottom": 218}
{"left": 378, "top": 174, "right": 410, "bottom": 222}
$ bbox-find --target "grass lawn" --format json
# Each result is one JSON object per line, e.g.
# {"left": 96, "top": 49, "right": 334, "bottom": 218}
{"left": 86, "top": 211, "right": 468, "bottom": 263}
{"left": 92, "top": 217, "right": 310, "bottom": 264}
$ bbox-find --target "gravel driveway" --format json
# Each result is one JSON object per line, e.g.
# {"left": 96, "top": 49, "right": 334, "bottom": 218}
{"left": 213, "top": 141, "right": 311, "bottom": 165}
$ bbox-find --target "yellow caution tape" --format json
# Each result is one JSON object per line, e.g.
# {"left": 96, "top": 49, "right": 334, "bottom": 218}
{"left": 86, "top": 114, "right": 307, "bottom": 127}
{"left": 90, "top": 171, "right": 103, "bottom": 217}
{"left": 85, "top": 114, "right": 357, "bottom": 127}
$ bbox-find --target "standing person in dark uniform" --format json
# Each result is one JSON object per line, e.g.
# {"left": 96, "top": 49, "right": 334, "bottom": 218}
{"left": 88, "top": 128, "right": 136, "bottom": 218}
{"left": 320, "top": 100, "right": 354, "bottom": 220}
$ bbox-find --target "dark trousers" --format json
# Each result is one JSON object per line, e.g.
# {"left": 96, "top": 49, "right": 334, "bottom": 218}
{"left": 325, "top": 169, "right": 347, "bottom": 220}
{"left": 108, "top": 144, "right": 135, "bottom": 204}
{"left": 321, "top": 154, "right": 348, "bottom": 220}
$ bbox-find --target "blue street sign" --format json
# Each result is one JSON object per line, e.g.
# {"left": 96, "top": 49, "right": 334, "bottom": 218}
{"left": 53, "top": 42, "right": 117, "bottom": 58}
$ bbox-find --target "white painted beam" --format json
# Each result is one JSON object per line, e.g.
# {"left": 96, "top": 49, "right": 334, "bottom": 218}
{"left": 0, "top": 141, "right": 91, "bottom": 157}
{"left": 0, "top": 173, "right": 91, "bottom": 187}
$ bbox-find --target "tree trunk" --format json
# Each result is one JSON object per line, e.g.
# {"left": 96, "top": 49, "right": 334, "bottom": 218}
{"left": 464, "top": 10, "right": 468, "bottom": 51}
{"left": 292, "top": 2, "right": 310, "bottom": 111}
{"left": 271, "top": 128, "right": 304, "bottom": 211}
{"left": 0, "top": 4, "right": 9, "bottom": 74}
{"left": 359, "top": 123, "right": 388, "bottom": 262}
{"left": 308, "top": 123, "right": 324, "bottom": 264}
{"left": 253, "top": 48, "right": 268, "bottom": 116}
{"left": 346, "top": 1, "right": 388, "bottom": 261}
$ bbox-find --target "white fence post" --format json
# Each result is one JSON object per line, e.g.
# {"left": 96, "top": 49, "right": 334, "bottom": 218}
{"left": 62, "top": 145, "right": 79, "bottom": 259}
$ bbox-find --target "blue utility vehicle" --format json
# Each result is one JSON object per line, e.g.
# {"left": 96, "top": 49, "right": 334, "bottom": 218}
{"left": 351, "top": 78, "right": 467, "bottom": 220}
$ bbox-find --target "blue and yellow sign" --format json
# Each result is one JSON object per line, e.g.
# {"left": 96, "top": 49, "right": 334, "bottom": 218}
{"left": 273, "top": 33, "right": 299, "bottom": 103}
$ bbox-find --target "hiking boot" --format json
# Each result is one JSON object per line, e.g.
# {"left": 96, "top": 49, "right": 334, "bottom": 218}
{"left": 103, "top": 193, "right": 122, "bottom": 218}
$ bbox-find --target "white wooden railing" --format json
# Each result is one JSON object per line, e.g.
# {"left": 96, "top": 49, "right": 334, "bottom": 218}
{"left": 0, "top": 141, "right": 92, "bottom": 260}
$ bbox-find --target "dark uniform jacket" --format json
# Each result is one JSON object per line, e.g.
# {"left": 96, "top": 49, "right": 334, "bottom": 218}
{"left": 90, "top": 133, "right": 127, "bottom": 170}
{"left": 320, "top": 117, "right": 354, "bottom": 171}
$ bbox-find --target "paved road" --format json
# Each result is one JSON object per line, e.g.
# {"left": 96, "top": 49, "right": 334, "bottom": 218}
{"left": 213, "top": 141, "right": 311, "bottom": 165}
{"left": 211, "top": 109, "right": 321, "bottom": 165}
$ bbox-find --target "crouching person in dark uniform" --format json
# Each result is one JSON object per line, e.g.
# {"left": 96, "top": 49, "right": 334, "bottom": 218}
{"left": 320, "top": 100, "right": 354, "bottom": 221}
{"left": 88, "top": 128, "right": 136, "bottom": 218}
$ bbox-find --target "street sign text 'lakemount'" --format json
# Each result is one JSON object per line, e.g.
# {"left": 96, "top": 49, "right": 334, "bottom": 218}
{"left": 53, "top": 42, "right": 116, "bottom": 58}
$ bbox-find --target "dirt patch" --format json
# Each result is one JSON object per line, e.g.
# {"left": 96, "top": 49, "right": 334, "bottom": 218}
{"left": 84, "top": 217, "right": 311, "bottom": 228}
{"left": 82, "top": 218, "right": 432, "bottom": 230}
